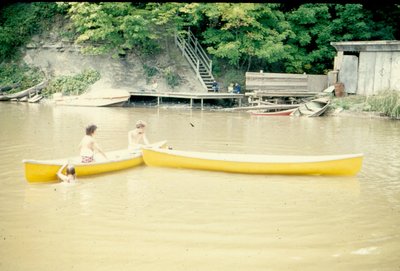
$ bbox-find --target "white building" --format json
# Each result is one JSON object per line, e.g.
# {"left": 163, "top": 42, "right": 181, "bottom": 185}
{"left": 330, "top": 40, "right": 400, "bottom": 96}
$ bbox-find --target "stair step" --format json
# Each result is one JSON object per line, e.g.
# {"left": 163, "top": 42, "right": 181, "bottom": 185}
{"left": 176, "top": 31, "right": 216, "bottom": 91}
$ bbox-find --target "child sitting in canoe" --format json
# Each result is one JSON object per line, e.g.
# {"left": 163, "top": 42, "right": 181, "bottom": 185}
{"left": 128, "top": 120, "right": 150, "bottom": 152}
{"left": 79, "top": 124, "right": 108, "bottom": 163}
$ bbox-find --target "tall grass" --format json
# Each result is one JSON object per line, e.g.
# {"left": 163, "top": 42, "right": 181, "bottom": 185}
{"left": 331, "top": 90, "right": 400, "bottom": 119}
{"left": 366, "top": 90, "right": 400, "bottom": 119}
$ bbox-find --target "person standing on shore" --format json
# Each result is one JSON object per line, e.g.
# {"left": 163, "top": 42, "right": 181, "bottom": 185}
{"left": 79, "top": 124, "right": 108, "bottom": 163}
{"left": 233, "top": 83, "right": 241, "bottom": 94}
{"left": 212, "top": 80, "right": 219, "bottom": 92}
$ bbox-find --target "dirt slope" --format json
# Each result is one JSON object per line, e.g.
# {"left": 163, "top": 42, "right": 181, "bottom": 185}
{"left": 21, "top": 19, "right": 205, "bottom": 95}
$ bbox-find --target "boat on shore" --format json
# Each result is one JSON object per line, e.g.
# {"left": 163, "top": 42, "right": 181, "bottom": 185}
{"left": 53, "top": 89, "right": 131, "bottom": 107}
{"left": 0, "top": 94, "right": 11, "bottom": 101}
{"left": 5, "top": 81, "right": 47, "bottom": 100}
{"left": 28, "top": 94, "right": 44, "bottom": 103}
{"left": 142, "top": 147, "right": 363, "bottom": 176}
{"left": 23, "top": 140, "right": 167, "bottom": 183}
{"left": 290, "top": 97, "right": 330, "bottom": 117}
{"left": 250, "top": 107, "right": 298, "bottom": 116}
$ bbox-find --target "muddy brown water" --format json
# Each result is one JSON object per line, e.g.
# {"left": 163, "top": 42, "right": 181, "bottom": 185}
{"left": 0, "top": 102, "right": 399, "bottom": 271}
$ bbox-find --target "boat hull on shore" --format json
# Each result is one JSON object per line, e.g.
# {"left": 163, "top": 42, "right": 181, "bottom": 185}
{"left": 291, "top": 97, "right": 330, "bottom": 117}
{"left": 6, "top": 81, "right": 47, "bottom": 100}
{"left": 54, "top": 95, "right": 130, "bottom": 107}
{"left": 142, "top": 148, "right": 363, "bottom": 176}
{"left": 53, "top": 89, "right": 131, "bottom": 107}
{"left": 250, "top": 108, "right": 297, "bottom": 116}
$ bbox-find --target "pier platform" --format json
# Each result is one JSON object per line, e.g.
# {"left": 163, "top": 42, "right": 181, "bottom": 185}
{"left": 128, "top": 91, "right": 245, "bottom": 109}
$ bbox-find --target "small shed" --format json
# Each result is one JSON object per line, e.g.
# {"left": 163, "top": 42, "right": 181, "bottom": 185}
{"left": 330, "top": 40, "right": 400, "bottom": 96}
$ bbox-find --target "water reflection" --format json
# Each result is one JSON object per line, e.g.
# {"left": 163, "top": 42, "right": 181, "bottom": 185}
{"left": 0, "top": 102, "right": 399, "bottom": 271}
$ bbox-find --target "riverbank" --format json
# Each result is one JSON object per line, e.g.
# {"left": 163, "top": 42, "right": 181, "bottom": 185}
{"left": 329, "top": 92, "right": 400, "bottom": 120}
{"left": 326, "top": 108, "right": 390, "bottom": 119}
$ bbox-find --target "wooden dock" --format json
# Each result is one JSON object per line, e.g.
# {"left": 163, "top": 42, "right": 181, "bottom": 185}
{"left": 245, "top": 72, "right": 325, "bottom": 105}
{"left": 128, "top": 91, "right": 245, "bottom": 109}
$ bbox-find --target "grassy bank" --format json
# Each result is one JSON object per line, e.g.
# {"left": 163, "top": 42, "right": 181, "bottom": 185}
{"left": 330, "top": 90, "right": 400, "bottom": 119}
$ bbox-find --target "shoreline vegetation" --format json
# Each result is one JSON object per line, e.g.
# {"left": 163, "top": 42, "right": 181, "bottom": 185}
{"left": 1, "top": 3, "right": 399, "bottom": 120}
{"left": 329, "top": 91, "right": 400, "bottom": 120}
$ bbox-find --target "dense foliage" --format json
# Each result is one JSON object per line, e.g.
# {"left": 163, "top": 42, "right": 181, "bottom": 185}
{"left": 1, "top": 2, "right": 399, "bottom": 75}
{"left": 42, "top": 69, "right": 101, "bottom": 97}
{"left": 0, "top": 62, "right": 45, "bottom": 93}
{"left": 0, "top": 3, "right": 63, "bottom": 62}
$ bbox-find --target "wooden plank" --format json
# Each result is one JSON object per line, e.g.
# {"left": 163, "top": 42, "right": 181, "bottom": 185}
{"left": 246, "top": 72, "right": 307, "bottom": 79}
{"left": 246, "top": 87, "right": 309, "bottom": 91}
{"left": 338, "top": 55, "right": 358, "bottom": 94}
{"left": 245, "top": 72, "right": 309, "bottom": 93}
{"left": 245, "top": 91, "right": 318, "bottom": 97}
{"left": 358, "top": 52, "right": 376, "bottom": 95}
{"left": 373, "top": 52, "right": 391, "bottom": 93}
{"left": 247, "top": 81, "right": 308, "bottom": 87}
{"left": 390, "top": 53, "right": 400, "bottom": 91}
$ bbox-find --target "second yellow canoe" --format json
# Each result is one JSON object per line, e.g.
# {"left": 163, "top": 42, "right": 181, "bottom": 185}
{"left": 142, "top": 148, "right": 363, "bottom": 176}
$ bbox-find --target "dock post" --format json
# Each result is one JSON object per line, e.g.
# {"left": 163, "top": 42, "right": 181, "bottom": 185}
{"left": 190, "top": 98, "right": 193, "bottom": 108}
{"left": 201, "top": 99, "right": 204, "bottom": 110}
{"left": 157, "top": 97, "right": 160, "bottom": 106}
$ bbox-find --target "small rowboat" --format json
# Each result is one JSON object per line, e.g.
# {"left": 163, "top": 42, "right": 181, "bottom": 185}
{"left": 250, "top": 108, "right": 297, "bottom": 116}
{"left": 23, "top": 140, "right": 167, "bottom": 183}
{"left": 290, "top": 97, "right": 330, "bottom": 117}
{"left": 142, "top": 148, "right": 363, "bottom": 176}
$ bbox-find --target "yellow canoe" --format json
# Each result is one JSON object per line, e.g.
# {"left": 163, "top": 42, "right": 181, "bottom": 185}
{"left": 23, "top": 141, "right": 167, "bottom": 183}
{"left": 142, "top": 148, "right": 363, "bottom": 176}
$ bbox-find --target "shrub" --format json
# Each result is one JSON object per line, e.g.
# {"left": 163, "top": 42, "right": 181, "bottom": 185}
{"left": 143, "top": 64, "right": 159, "bottom": 83}
{"left": 42, "top": 69, "right": 101, "bottom": 97}
{"left": 0, "top": 62, "right": 45, "bottom": 92}
{"left": 164, "top": 67, "right": 181, "bottom": 89}
{"left": 366, "top": 90, "right": 400, "bottom": 119}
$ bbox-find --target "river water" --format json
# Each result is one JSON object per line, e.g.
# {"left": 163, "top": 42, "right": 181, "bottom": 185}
{"left": 0, "top": 102, "right": 399, "bottom": 271}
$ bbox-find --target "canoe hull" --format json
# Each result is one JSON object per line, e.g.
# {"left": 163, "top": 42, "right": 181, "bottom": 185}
{"left": 142, "top": 148, "right": 363, "bottom": 176}
{"left": 23, "top": 151, "right": 144, "bottom": 183}
{"left": 23, "top": 141, "right": 167, "bottom": 183}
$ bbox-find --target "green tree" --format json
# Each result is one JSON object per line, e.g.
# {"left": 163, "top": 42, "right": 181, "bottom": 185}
{"left": 67, "top": 2, "right": 159, "bottom": 58}
{"left": 0, "top": 2, "right": 59, "bottom": 62}
{"left": 196, "top": 3, "right": 291, "bottom": 71}
{"left": 285, "top": 4, "right": 397, "bottom": 74}
{"left": 285, "top": 4, "right": 336, "bottom": 74}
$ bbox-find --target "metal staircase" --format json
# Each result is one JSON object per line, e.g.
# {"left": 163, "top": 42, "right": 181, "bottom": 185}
{"left": 174, "top": 29, "right": 215, "bottom": 92}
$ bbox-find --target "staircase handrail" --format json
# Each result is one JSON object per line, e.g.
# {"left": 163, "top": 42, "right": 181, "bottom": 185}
{"left": 175, "top": 34, "right": 208, "bottom": 90}
{"left": 186, "top": 29, "right": 212, "bottom": 74}
{"left": 175, "top": 35, "right": 198, "bottom": 72}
